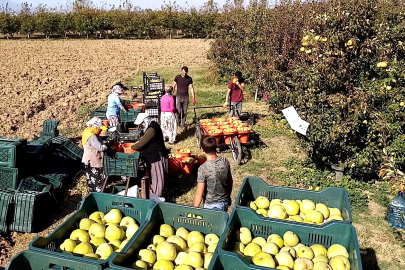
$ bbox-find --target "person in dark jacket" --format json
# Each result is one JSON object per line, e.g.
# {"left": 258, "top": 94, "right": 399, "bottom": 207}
{"left": 131, "top": 113, "right": 169, "bottom": 200}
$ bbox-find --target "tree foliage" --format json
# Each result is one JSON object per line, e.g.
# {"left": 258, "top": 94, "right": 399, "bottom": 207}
{"left": 209, "top": 0, "right": 405, "bottom": 182}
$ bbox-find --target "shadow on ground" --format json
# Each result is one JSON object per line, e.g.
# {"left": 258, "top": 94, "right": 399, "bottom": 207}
{"left": 361, "top": 248, "right": 381, "bottom": 270}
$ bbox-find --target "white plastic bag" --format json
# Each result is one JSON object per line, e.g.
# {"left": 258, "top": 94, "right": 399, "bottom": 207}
{"left": 117, "top": 185, "right": 139, "bottom": 197}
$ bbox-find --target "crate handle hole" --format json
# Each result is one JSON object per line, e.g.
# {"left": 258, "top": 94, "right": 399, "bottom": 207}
{"left": 112, "top": 202, "right": 134, "bottom": 208}
{"left": 48, "top": 263, "right": 72, "bottom": 270}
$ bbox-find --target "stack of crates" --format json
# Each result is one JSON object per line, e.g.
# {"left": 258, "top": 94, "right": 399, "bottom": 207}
{"left": 143, "top": 71, "right": 164, "bottom": 120}
{"left": 0, "top": 120, "right": 80, "bottom": 233}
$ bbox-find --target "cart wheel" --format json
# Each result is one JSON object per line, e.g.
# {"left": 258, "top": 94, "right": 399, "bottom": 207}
{"left": 231, "top": 136, "right": 242, "bottom": 165}
{"left": 195, "top": 125, "right": 202, "bottom": 149}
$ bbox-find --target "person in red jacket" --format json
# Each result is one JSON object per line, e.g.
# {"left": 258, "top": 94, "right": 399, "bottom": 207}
{"left": 225, "top": 71, "right": 245, "bottom": 117}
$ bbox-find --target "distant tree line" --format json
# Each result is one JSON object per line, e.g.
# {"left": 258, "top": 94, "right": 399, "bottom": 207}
{"left": 0, "top": 0, "right": 223, "bottom": 39}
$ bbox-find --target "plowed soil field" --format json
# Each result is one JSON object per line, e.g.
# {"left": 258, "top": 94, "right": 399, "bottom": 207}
{"left": 0, "top": 39, "right": 211, "bottom": 266}
{"left": 0, "top": 39, "right": 211, "bottom": 139}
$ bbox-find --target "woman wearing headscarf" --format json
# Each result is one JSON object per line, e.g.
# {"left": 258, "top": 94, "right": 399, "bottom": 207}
{"left": 82, "top": 117, "right": 108, "bottom": 192}
{"left": 160, "top": 86, "right": 178, "bottom": 145}
{"left": 106, "top": 82, "right": 128, "bottom": 130}
{"left": 132, "top": 113, "right": 169, "bottom": 200}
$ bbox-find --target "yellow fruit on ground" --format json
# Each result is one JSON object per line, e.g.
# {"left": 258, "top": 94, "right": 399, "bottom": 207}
{"left": 314, "top": 35, "right": 320, "bottom": 41}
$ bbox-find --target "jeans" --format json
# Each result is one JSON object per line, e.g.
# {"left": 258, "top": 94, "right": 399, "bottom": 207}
{"left": 176, "top": 96, "right": 189, "bottom": 127}
{"left": 229, "top": 102, "right": 242, "bottom": 117}
{"left": 204, "top": 201, "right": 230, "bottom": 211}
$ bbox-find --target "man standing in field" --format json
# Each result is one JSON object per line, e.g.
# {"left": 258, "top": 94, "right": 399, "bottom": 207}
{"left": 225, "top": 71, "right": 245, "bottom": 117}
{"left": 173, "top": 66, "right": 196, "bottom": 130}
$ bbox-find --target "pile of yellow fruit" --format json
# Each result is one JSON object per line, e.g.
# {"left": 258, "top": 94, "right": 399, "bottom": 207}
{"left": 131, "top": 224, "right": 220, "bottom": 270}
{"left": 59, "top": 209, "right": 139, "bottom": 260}
{"left": 178, "top": 148, "right": 191, "bottom": 153}
{"left": 247, "top": 197, "right": 343, "bottom": 225}
{"left": 231, "top": 227, "right": 351, "bottom": 270}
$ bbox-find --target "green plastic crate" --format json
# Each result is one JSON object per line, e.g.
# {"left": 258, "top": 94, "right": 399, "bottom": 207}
{"left": 218, "top": 209, "right": 362, "bottom": 270}
{"left": 29, "top": 192, "right": 155, "bottom": 267}
{"left": 0, "top": 167, "right": 19, "bottom": 190}
{"left": 104, "top": 152, "right": 140, "bottom": 177}
{"left": 17, "top": 177, "right": 51, "bottom": 193}
{"left": 91, "top": 108, "right": 141, "bottom": 123}
{"left": 0, "top": 137, "right": 27, "bottom": 168}
{"left": 0, "top": 189, "right": 14, "bottom": 232}
{"left": 6, "top": 250, "right": 102, "bottom": 270}
{"left": 51, "top": 136, "right": 70, "bottom": 145}
{"left": 35, "top": 173, "right": 68, "bottom": 189}
{"left": 28, "top": 135, "right": 52, "bottom": 146}
{"left": 109, "top": 202, "right": 229, "bottom": 270}
{"left": 208, "top": 253, "right": 262, "bottom": 270}
{"left": 9, "top": 189, "right": 56, "bottom": 233}
{"left": 40, "top": 120, "right": 59, "bottom": 138}
{"left": 111, "top": 185, "right": 127, "bottom": 194}
{"left": 59, "top": 139, "right": 84, "bottom": 161}
{"left": 235, "top": 177, "right": 352, "bottom": 226}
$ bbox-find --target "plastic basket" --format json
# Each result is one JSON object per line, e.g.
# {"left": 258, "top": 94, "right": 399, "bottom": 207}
{"left": 0, "top": 137, "right": 27, "bottom": 168}
{"left": 0, "top": 167, "right": 19, "bottom": 190}
{"left": 91, "top": 110, "right": 108, "bottom": 120}
{"left": 143, "top": 95, "right": 160, "bottom": 107}
{"left": 40, "top": 120, "right": 59, "bottom": 138}
{"left": 235, "top": 177, "right": 352, "bottom": 226}
{"left": 38, "top": 151, "right": 81, "bottom": 177}
{"left": 29, "top": 192, "right": 155, "bottom": 267}
{"left": 103, "top": 152, "right": 140, "bottom": 177}
{"left": 144, "top": 107, "right": 160, "bottom": 118}
{"left": 35, "top": 174, "right": 68, "bottom": 189}
{"left": 144, "top": 76, "right": 165, "bottom": 96}
{"left": 2, "top": 188, "right": 56, "bottom": 233}
{"left": 51, "top": 136, "right": 70, "bottom": 145}
{"left": 0, "top": 189, "right": 14, "bottom": 231}
{"left": 120, "top": 108, "right": 142, "bottom": 123}
{"left": 218, "top": 209, "right": 362, "bottom": 270}
{"left": 109, "top": 202, "right": 229, "bottom": 270}
{"left": 59, "top": 139, "right": 84, "bottom": 161}
{"left": 6, "top": 250, "right": 102, "bottom": 270}
{"left": 28, "top": 135, "right": 52, "bottom": 147}
{"left": 208, "top": 253, "right": 262, "bottom": 270}
{"left": 17, "top": 177, "right": 51, "bottom": 193}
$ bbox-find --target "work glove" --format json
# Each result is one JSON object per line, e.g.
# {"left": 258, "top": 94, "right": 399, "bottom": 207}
{"left": 192, "top": 97, "right": 196, "bottom": 105}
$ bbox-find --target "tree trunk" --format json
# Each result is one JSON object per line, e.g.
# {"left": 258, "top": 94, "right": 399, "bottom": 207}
{"left": 87, "top": 33, "right": 89, "bottom": 38}
{"left": 27, "top": 33, "right": 30, "bottom": 39}
{"left": 65, "top": 32, "right": 67, "bottom": 38}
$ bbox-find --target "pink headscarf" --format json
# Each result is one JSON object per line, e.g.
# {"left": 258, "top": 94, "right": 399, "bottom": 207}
{"left": 112, "top": 85, "right": 124, "bottom": 94}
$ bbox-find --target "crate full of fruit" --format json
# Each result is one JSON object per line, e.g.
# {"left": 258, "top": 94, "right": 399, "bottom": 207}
{"left": 235, "top": 177, "right": 352, "bottom": 226}
{"left": 217, "top": 208, "right": 362, "bottom": 270}
{"left": 29, "top": 193, "right": 155, "bottom": 267}
{"left": 108, "top": 202, "right": 229, "bottom": 270}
